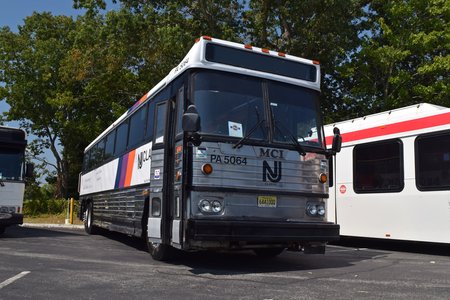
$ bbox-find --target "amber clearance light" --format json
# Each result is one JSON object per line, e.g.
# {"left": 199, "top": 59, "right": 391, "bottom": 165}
{"left": 201, "top": 163, "right": 213, "bottom": 175}
{"left": 319, "top": 173, "right": 327, "bottom": 184}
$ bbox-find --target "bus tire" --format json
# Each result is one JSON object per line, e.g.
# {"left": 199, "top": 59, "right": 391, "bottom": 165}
{"left": 147, "top": 240, "right": 172, "bottom": 261}
{"left": 84, "top": 202, "right": 100, "bottom": 235}
{"left": 253, "top": 248, "right": 284, "bottom": 258}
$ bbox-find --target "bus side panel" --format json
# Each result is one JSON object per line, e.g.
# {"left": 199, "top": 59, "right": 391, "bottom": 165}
{"left": 80, "top": 141, "right": 153, "bottom": 236}
{"left": 89, "top": 186, "right": 146, "bottom": 236}
{"left": 335, "top": 136, "right": 450, "bottom": 244}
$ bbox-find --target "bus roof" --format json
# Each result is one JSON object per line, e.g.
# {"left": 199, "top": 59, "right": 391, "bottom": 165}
{"left": 0, "top": 125, "right": 27, "bottom": 146}
{"left": 85, "top": 36, "right": 321, "bottom": 152}
{"left": 324, "top": 103, "right": 450, "bottom": 146}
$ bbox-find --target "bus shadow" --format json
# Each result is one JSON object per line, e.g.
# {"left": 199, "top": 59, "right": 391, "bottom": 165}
{"left": 333, "top": 237, "right": 450, "bottom": 257}
{"left": 168, "top": 246, "right": 386, "bottom": 275}
{"left": 96, "top": 228, "right": 148, "bottom": 251}
{"left": 80, "top": 229, "right": 392, "bottom": 273}
{"left": 83, "top": 230, "right": 387, "bottom": 273}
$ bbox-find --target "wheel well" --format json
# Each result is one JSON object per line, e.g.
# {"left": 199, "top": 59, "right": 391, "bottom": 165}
{"left": 79, "top": 198, "right": 92, "bottom": 220}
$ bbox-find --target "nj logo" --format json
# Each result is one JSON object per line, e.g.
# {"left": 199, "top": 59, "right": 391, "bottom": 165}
{"left": 262, "top": 160, "right": 282, "bottom": 183}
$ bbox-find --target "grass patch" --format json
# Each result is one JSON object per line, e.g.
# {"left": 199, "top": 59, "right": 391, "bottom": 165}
{"left": 24, "top": 213, "right": 83, "bottom": 225}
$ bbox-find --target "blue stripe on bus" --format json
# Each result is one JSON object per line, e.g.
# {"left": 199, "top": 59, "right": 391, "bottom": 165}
{"left": 114, "top": 156, "right": 124, "bottom": 189}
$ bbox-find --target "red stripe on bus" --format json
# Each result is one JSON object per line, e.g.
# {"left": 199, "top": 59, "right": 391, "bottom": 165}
{"left": 326, "top": 112, "right": 450, "bottom": 145}
{"left": 124, "top": 150, "right": 136, "bottom": 187}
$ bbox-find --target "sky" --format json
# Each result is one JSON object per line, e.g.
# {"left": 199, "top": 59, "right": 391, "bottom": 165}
{"left": 0, "top": 0, "right": 117, "bottom": 182}
{"left": 0, "top": 0, "right": 119, "bottom": 126}
{"left": 0, "top": 0, "right": 85, "bottom": 127}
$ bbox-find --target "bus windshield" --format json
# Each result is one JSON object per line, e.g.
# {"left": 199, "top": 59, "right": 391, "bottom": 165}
{"left": 0, "top": 148, "right": 24, "bottom": 180}
{"left": 193, "top": 71, "right": 266, "bottom": 140}
{"left": 268, "top": 81, "right": 323, "bottom": 148}
{"left": 193, "top": 70, "right": 324, "bottom": 149}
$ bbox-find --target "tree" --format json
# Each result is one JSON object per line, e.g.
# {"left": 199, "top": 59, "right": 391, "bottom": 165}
{"left": 0, "top": 13, "right": 78, "bottom": 198}
{"left": 1, "top": 1, "right": 247, "bottom": 198}
{"left": 346, "top": 0, "right": 450, "bottom": 115}
{"left": 244, "top": 0, "right": 367, "bottom": 122}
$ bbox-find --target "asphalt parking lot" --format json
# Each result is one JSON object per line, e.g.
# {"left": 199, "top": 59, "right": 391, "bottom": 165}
{"left": 1, "top": 225, "right": 450, "bottom": 300}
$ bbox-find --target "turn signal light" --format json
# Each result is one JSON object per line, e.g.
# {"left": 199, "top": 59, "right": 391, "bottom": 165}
{"left": 319, "top": 173, "right": 327, "bottom": 184}
{"left": 201, "top": 163, "right": 213, "bottom": 175}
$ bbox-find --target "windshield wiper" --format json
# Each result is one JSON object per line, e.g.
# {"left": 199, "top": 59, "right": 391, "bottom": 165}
{"left": 269, "top": 107, "right": 306, "bottom": 156}
{"left": 233, "top": 106, "right": 265, "bottom": 149}
{"left": 233, "top": 118, "right": 265, "bottom": 149}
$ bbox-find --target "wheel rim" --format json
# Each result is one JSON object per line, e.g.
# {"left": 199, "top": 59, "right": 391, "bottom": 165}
{"left": 85, "top": 206, "right": 92, "bottom": 228}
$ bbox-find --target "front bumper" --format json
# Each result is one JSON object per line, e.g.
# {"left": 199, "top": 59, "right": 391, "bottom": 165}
{"left": 187, "top": 219, "right": 339, "bottom": 243}
{"left": 0, "top": 213, "right": 23, "bottom": 227}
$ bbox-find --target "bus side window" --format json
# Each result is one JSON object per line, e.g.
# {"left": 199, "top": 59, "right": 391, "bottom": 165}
{"left": 115, "top": 121, "right": 129, "bottom": 155}
{"left": 353, "top": 139, "right": 404, "bottom": 193}
{"left": 175, "top": 87, "right": 184, "bottom": 136}
{"left": 145, "top": 102, "right": 156, "bottom": 141}
{"left": 154, "top": 102, "right": 167, "bottom": 144}
{"left": 83, "top": 150, "right": 90, "bottom": 171}
{"left": 104, "top": 130, "right": 116, "bottom": 160}
{"left": 416, "top": 131, "right": 450, "bottom": 191}
{"left": 128, "top": 104, "right": 147, "bottom": 148}
{"left": 93, "top": 139, "right": 105, "bottom": 167}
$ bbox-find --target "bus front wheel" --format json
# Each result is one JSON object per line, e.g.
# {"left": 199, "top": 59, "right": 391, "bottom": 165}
{"left": 147, "top": 240, "right": 172, "bottom": 261}
{"left": 84, "top": 202, "right": 100, "bottom": 235}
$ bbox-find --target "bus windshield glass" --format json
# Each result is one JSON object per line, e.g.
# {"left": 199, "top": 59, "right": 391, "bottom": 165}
{"left": 193, "top": 71, "right": 324, "bottom": 149}
{"left": 0, "top": 148, "right": 24, "bottom": 180}
{"left": 269, "top": 81, "right": 323, "bottom": 148}
{"left": 193, "top": 71, "right": 266, "bottom": 140}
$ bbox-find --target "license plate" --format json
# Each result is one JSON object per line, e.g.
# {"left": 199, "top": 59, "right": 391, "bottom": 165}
{"left": 257, "top": 196, "right": 277, "bottom": 208}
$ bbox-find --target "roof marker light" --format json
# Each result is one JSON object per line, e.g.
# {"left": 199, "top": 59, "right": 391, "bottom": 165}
{"left": 202, "top": 36, "right": 212, "bottom": 41}
{"left": 262, "top": 48, "right": 270, "bottom": 53}
{"left": 278, "top": 52, "right": 286, "bottom": 57}
{"left": 312, "top": 60, "right": 320, "bottom": 65}
{"left": 195, "top": 38, "right": 200, "bottom": 43}
{"left": 244, "top": 44, "right": 253, "bottom": 50}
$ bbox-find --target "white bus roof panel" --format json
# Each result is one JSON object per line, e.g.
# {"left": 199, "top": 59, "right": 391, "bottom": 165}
{"left": 324, "top": 103, "right": 450, "bottom": 146}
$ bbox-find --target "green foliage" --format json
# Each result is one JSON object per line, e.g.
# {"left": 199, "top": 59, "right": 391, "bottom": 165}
{"left": 23, "top": 199, "right": 68, "bottom": 216}
{"left": 243, "top": 0, "right": 368, "bottom": 123}
{"left": 345, "top": 0, "right": 450, "bottom": 117}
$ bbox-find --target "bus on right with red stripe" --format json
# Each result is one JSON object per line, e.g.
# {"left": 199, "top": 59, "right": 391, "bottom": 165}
{"left": 324, "top": 103, "right": 450, "bottom": 244}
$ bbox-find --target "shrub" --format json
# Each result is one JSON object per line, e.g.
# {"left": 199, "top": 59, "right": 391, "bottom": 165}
{"left": 23, "top": 199, "right": 73, "bottom": 217}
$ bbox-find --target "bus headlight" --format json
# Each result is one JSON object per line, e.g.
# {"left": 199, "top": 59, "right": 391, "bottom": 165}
{"left": 211, "top": 200, "right": 222, "bottom": 213}
{"left": 317, "top": 205, "right": 326, "bottom": 216}
{"left": 306, "top": 202, "right": 326, "bottom": 217}
{"left": 199, "top": 199, "right": 223, "bottom": 214}
{"left": 199, "top": 199, "right": 211, "bottom": 212}
{"left": 306, "top": 204, "right": 317, "bottom": 216}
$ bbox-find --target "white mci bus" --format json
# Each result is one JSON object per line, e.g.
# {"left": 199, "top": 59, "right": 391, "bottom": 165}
{"left": 78, "top": 36, "right": 342, "bottom": 260}
{"left": 0, "top": 126, "right": 31, "bottom": 234}
{"left": 325, "top": 103, "right": 450, "bottom": 244}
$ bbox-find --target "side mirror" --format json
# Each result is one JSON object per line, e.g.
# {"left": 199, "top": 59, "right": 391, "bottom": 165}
{"left": 182, "top": 105, "right": 200, "bottom": 133}
{"left": 331, "top": 127, "right": 342, "bottom": 154}
{"left": 25, "top": 163, "right": 34, "bottom": 178}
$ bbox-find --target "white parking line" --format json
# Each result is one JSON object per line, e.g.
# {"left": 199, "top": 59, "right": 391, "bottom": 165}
{"left": 0, "top": 271, "right": 31, "bottom": 290}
